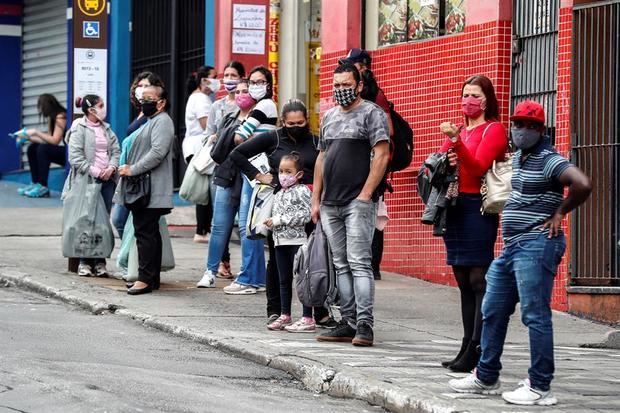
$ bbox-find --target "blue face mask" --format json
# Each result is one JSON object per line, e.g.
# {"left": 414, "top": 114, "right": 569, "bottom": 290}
{"left": 512, "top": 128, "right": 541, "bottom": 150}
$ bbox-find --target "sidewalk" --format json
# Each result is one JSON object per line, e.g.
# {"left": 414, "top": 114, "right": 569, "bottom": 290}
{"left": 0, "top": 183, "right": 618, "bottom": 413}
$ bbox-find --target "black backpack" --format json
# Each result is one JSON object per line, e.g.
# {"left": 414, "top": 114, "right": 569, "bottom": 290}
{"left": 387, "top": 103, "right": 414, "bottom": 172}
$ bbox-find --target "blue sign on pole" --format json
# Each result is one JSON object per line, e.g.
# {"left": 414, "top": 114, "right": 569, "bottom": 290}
{"left": 82, "top": 21, "right": 100, "bottom": 38}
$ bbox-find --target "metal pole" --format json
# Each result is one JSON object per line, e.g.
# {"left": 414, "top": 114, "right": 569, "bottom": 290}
{"left": 170, "top": 0, "right": 179, "bottom": 126}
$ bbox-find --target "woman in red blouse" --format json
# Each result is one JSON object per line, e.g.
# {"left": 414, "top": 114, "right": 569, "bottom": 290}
{"left": 438, "top": 75, "right": 508, "bottom": 372}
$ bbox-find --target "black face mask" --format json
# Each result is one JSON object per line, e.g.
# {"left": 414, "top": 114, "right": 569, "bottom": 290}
{"left": 284, "top": 125, "right": 309, "bottom": 139}
{"left": 141, "top": 100, "right": 159, "bottom": 117}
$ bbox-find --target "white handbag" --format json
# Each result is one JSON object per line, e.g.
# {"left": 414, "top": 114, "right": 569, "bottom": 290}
{"left": 480, "top": 154, "right": 513, "bottom": 214}
{"left": 192, "top": 141, "right": 216, "bottom": 175}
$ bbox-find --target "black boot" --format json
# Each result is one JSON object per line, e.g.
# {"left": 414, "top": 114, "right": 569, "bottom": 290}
{"left": 441, "top": 337, "right": 469, "bottom": 368}
{"left": 449, "top": 340, "right": 481, "bottom": 372}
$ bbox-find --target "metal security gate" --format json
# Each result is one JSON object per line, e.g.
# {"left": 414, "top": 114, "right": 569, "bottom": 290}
{"left": 511, "top": 0, "right": 559, "bottom": 140}
{"left": 21, "top": 0, "right": 68, "bottom": 167}
{"left": 571, "top": 0, "right": 620, "bottom": 286}
{"left": 131, "top": 0, "right": 205, "bottom": 186}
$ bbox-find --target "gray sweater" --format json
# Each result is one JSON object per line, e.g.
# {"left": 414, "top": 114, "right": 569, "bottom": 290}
{"left": 114, "top": 112, "right": 175, "bottom": 209}
{"left": 61, "top": 117, "right": 121, "bottom": 198}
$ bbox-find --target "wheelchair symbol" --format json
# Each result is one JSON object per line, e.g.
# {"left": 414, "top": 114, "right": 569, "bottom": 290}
{"left": 83, "top": 21, "right": 100, "bottom": 38}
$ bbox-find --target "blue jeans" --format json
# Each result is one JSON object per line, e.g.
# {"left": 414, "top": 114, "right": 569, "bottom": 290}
{"left": 111, "top": 203, "right": 130, "bottom": 239}
{"left": 206, "top": 185, "right": 238, "bottom": 272}
{"left": 320, "top": 199, "right": 377, "bottom": 328}
{"left": 477, "top": 233, "right": 566, "bottom": 391}
{"left": 231, "top": 178, "right": 265, "bottom": 287}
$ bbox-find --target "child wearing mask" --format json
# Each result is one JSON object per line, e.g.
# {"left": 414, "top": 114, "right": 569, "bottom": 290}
{"left": 265, "top": 152, "right": 315, "bottom": 332}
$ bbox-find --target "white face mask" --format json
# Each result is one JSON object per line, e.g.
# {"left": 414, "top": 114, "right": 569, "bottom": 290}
{"left": 92, "top": 107, "right": 106, "bottom": 121}
{"left": 249, "top": 84, "right": 268, "bottom": 101}
{"left": 208, "top": 79, "right": 221, "bottom": 94}
{"left": 135, "top": 86, "right": 145, "bottom": 101}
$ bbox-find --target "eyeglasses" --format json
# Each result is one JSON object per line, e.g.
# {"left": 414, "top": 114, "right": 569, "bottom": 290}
{"left": 249, "top": 80, "right": 267, "bottom": 86}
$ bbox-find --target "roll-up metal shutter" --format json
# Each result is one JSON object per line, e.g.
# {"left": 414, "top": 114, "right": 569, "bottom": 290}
{"left": 21, "top": 0, "right": 68, "bottom": 130}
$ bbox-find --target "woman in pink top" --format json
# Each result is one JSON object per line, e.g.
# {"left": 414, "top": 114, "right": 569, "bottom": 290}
{"left": 66, "top": 95, "right": 121, "bottom": 277}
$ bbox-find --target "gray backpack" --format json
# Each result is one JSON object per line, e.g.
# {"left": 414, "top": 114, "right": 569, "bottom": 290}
{"left": 293, "top": 221, "right": 337, "bottom": 309}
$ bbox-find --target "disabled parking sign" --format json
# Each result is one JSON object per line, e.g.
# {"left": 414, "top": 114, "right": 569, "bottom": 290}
{"left": 83, "top": 21, "right": 100, "bottom": 39}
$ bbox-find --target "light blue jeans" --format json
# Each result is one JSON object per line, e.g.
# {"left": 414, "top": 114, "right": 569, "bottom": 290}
{"left": 320, "top": 199, "right": 377, "bottom": 327}
{"left": 477, "top": 232, "right": 566, "bottom": 391}
{"left": 206, "top": 184, "right": 238, "bottom": 273}
{"left": 234, "top": 178, "right": 266, "bottom": 287}
{"left": 111, "top": 203, "right": 130, "bottom": 239}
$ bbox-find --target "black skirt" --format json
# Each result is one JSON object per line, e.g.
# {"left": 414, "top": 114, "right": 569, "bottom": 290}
{"left": 443, "top": 194, "right": 499, "bottom": 266}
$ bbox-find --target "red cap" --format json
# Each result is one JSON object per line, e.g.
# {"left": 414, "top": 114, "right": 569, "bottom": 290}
{"left": 510, "top": 100, "right": 545, "bottom": 124}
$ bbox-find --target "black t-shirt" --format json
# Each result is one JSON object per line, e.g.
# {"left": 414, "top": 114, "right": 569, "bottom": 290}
{"left": 318, "top": 100, "right": 389, "bottom": 206}
{"left": 229, "top": 128, "right": 319, "bottom": 190}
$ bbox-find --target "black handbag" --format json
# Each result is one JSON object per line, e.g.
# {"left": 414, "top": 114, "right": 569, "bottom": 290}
{"left": 123, "top": 173, "right": 151, "bottom": 210}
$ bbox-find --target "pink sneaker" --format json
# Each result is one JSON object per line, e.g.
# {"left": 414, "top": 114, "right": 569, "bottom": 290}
{"left": 284, "top": 317, "right": 316, "bottom": 333}
{"left": 267, "top": 315, "right": 292, "bottom": 331}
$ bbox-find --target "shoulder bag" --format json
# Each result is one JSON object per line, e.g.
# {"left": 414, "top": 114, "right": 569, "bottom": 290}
{"left": 480, "top": 123, "right": 513, "bottom": 214}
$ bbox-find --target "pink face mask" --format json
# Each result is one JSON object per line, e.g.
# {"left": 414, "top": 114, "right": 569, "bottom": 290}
{"left": 462, "top": 96, "right": 484, "bottom": 118}
{"left": 278, "top": 173, "right": 300, "bottom": 189}
{"left": 235, "top": 93, "right": 255, "bottom": 110}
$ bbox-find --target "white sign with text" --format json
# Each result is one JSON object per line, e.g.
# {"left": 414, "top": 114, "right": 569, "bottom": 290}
{"left": 73, "top": 48, "right": 107, "bottom": 113}
{"left": 232, "top": 29, "right": 265, "bottom": 55}
{"left": 232, "top": 4, "right": 266, "bottom": 29}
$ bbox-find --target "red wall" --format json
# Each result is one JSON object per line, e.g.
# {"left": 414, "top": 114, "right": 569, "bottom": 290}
{"left": 320, "top": 10, "right": 575, "bottom": 311}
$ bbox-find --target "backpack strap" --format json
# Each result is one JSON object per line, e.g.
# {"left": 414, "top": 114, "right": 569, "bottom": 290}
{"left": 482, "top": 122, "right": 497, "bottom": 139}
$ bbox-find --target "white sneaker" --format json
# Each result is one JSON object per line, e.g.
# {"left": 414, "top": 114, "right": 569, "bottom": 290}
{"left": 284, "top": 317, "right": 316, "bottom": 333}
{"left": 223, "top": 281, "right": 257, "bottom": 295}
{"left": 94, "top": 263, "right": 108, "bottom": 277}
{"left": 78, "top": 264, "right": 93, "bottom": 277}
{"left": 448, "top": 370, "right": 501, "bottom": 395}
{"left": 502, "top": 379, "right": 557, "bottom": 406}
{"left": 196, "top": 271, "right": 216, "bottom": 288}
{"left": 255, "top": 286, "right": 266, "bottom": 292}
{"left": 193, "top": 233, "right": 209, "bottom": 244}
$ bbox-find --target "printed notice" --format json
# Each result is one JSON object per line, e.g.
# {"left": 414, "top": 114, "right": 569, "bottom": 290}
{"left": 73, "top": 48, "right": 107, "bottom": 113}
{"left": 232, "top": 29, "right": 265, "bottom": 55}
{"left": 232, "top": 4, "right": 266, "bottom": 29}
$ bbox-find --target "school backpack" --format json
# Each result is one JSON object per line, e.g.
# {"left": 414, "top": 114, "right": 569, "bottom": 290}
{"left": 293, "top": 221, "right": 338, "bottom": 309}
{"left": 387, "top": 103, "right": 414, "bottom": 172}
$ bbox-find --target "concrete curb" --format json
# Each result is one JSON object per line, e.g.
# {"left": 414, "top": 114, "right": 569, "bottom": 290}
{"left": 603, "top": 330, "right": 620, "bottom": 349}
{"left": 0, "top": 269, "right": 458, "bottom": 413}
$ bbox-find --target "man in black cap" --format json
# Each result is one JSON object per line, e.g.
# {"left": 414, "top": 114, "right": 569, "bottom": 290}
{"left": 340, "top": 48, "right": 392, "bottom": 281}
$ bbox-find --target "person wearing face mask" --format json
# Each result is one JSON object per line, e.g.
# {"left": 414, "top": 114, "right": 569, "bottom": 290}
{"left": 449, "top": 101, "right": 591, "bottom": 406}
{"left": 229, "top": 100, "right": 335, "bottom": 328}
{"left": 312, "top": 63, "right": 390, "bottom": 347}
{"left": 339, "top": 48, "right": 394, "bottom": 282}
{"left": 183, "top": 66, "right": 219, "bottom": 244}
{"left": 63, "top": 94, "right": 120, "bottom": 277}
{"left": 217, "top": 66, "right": 277, "bottom": 296}
{"left": 115, "top": 85, "right": 175, "bottom": 295}
{"left": 201, "top": 61, "right": 245, "bottom": 278}
{"left": 435, "top": 75, "right": 508, "bottom": 372}
{"left": 198, "top": 79, "right": 255, "bottom": 289}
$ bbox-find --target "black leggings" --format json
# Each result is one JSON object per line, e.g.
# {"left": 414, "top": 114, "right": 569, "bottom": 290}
{"left": 27, "top": 143, "right": 66, "bottom": 187}
{"left": 196, "top": 203, "right": 213, "bottom": 235}
{"left": 452, "top": 265, "right": 488, "bottom": 341}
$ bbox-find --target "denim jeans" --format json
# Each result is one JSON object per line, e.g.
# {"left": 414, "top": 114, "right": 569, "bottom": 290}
{"left": 477, "top": 233, "right": 566, "bottom": 391}
{"left": 111, "top": 203, "right": 130, "bottom": 239}
{"left": 229, "top": 178, "right": 266, "bottom": 287}
{"left": 320, "top": 199, "right": 377, "bottom": 327}
{"left": 206, "top": 185, "right": 237, "bottom": 272}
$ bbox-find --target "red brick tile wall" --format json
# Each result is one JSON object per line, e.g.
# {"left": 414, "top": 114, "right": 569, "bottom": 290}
{"left": 320, "top": 14, "right": 574, "bottom": 311}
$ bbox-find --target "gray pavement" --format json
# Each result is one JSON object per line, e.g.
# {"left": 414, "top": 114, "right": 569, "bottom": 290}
{"left": 0, "top": 186, "right": 618, "bottom": 413}
{"left": 0, "top": 287, "right": 382, "bottom": 413}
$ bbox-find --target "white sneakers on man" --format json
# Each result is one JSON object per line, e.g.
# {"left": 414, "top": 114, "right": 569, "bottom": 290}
{"left": 501, "top": 379, "right": 557, "bottom": 406}
{"left": 448, "top": 371, "right": 501, "bottom": 395}
{"left": 196, "top": 271, "right": 216, "bottom": 288}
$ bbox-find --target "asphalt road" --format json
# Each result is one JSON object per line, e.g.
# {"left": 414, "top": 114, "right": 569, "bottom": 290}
{"left": 0, "top": 286, "right": 383, "bottom": 413}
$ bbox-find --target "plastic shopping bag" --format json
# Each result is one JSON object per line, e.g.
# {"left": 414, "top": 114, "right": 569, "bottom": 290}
{"left": 62, "top": 173, "right": 114, "bottom": 258}
{"left": 179, "top": 145, "right": 211, "bottom": 205}
{"left": 245, "top": 183, "right": 275, "bottom": 240}
{"left": 121, "top": 215, "right": 176, "bottom": 281}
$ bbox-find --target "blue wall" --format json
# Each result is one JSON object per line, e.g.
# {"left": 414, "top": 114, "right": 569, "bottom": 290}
{"left": 108, "top": 0, "right": 132, "bottom": 140}
{"left": 205, "top": 0, "right": 215, "bottom": 66}
{"left": 0, "top": 1, "right": 23, "bottom": 173}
